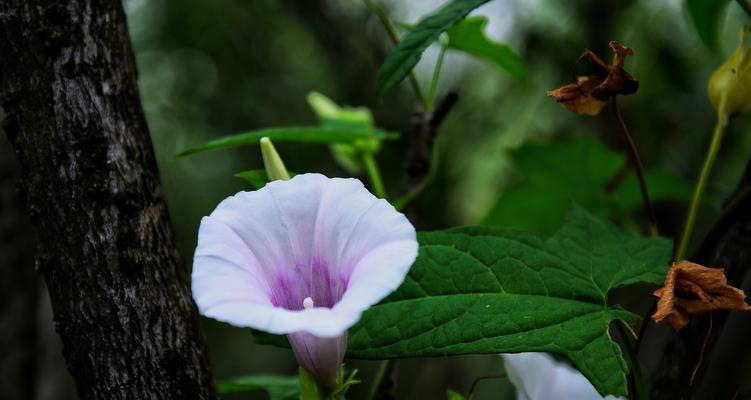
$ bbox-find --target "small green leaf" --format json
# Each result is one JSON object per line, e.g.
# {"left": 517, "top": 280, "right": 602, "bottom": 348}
{"left": 177, "top": 126, "right": 395, "bottom": 157}
{"left": 446, "top": 389, "right": 468, "bottom": 400}
{"left": 235, "top": 170, "right": 269, "bottom": 189}
{"left": 347, "top": 205, "right": 672, "bottom": 397}
{"left": 235, "top": 170, "right": 298, "bottom": 189}
{"left": 685, "top": 0, "right": 732, "bottom": 51}
{"left": 217, "top": 374, "right": 300, "bottom": 400}
{"left": 306, "top": 92, "right": 384, "bottom": 173}
{"left": 446, "top": 17, "right": 526, "bottom": 83}
{"left": 375, "top": 0, "right": 491, "bottom": 96}
{"left": 307, "top": 92, "right": 374, "bottom": 131}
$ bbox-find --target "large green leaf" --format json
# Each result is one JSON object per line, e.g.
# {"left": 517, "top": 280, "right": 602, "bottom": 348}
{"left": 446, "top": 17, "right": 526, "bottom": 83}
{"left": 177, "top": 126, "right": 395, "bottom": 157}
{"left": 347, "top": 205, "right": 672, "bottom": 397}
{"left": 685, "top": 0, "right": 732, "bottom": 51}
{"left": 482, "top": 138, "right": 693, "bottom": 234}
{"left": 217, "top": 375, "right": 299, "bottom": 400}
{"left": 375, "top": 0, "right": 491, "bottom": 96}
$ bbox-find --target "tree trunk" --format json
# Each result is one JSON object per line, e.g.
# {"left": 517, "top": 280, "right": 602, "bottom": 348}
{"left": 0, "top": 1, "right": 217, "bottom": 399}
{"left": 0, "top": 127, "right": 38, "bottom": 400}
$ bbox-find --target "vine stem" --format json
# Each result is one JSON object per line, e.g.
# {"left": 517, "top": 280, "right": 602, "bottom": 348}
{"left": 362, "top": 153, "right": 387, "bottom": 198}
{"left": 428, "top": 45, "right": 448, "bottom": 111}
{"left": 676, "top": 115, "right": 729, "bottom": 260}
{"left": 612, "top": 97, "right": 658, "bottom": 236}
{"left": 364, "top": 0, "right": 428, "bottom": 107}
{"left": 468, "top": 374, "right": 507, "bottom": 399}
{"left": 394, "top": 145, "right": 439, "bottom": 210}
{"left": 366, "top": 360, "right": 391, "bottom": 400}
{"left": 616, "top": 321, "right": 647, "bottom": 400}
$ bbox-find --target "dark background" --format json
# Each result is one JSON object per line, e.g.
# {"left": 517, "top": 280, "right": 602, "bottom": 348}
{"left": 4, "top": 0, "right": 751, "bottom": 398}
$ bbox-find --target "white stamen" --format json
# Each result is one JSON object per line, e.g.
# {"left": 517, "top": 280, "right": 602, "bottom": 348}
{"left": 303, "top": 297, "right": 314, "bottom": 310}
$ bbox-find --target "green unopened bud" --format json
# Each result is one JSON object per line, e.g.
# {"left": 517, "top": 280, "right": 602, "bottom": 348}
{"left": 708, "top": 25, "right": 751, "bottom": 119}
{"left": 260, "top": 137, "right": 290, "bottom": 181}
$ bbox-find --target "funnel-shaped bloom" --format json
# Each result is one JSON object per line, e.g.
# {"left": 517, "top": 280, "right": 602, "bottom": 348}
{"left": 502, "top": 353, "right": 623, "bottom": 400}
{"left": 192, "top": 173, "right": 417, "bottom": 386}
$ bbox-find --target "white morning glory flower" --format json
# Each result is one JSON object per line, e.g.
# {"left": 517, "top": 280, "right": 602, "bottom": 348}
{"left": 192, "top": 173, "right": 418, "bottom": 386}
{"left": 502, "top": 353, "right": 625, "bottom": 400}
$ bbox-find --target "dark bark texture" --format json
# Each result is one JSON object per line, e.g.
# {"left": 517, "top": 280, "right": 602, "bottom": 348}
{"left": 648, "top": 158, "right": 751, "bottom": 399}
{"left": 0, "top": 1, "right": 216, "bottom": 399}
{"left": 0, "top": 126, "right": 38, "bottom": 399}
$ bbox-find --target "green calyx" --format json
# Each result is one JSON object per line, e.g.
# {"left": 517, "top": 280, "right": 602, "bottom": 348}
{"left": 708, "top": 25, "right": 751, "bottom": 119}
{"left": 299, "top": 366, "right": 359, "bottom": 400}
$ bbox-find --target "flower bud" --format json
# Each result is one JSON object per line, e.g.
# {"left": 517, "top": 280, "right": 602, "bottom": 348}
{"left": 708, "top": 25, "right": 751, "bottom": 118}
{"left": 260, "top": 137, "right": 290, "bottom": 181}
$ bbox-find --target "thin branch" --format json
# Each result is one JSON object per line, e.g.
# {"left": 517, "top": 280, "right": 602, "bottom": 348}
{"left": 402, "top": 90, "right": 459, "bottom": 215}
{"left": 364, "top": 0, "right": 427, "bottom": 106}
{"left": 428, "top": 45, "right": 448, "bottom": 111}
{"left": 616, "top": 321, "right": 647, "bottom": 400}
{"left": 689, "top": 314, "right": 713, "bottom": 387}
{"left": 612, "top": 97, "right": 658, "bottom": 236}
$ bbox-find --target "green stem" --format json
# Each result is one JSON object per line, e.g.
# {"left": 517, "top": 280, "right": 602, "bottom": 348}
{"left": 364, "top": 0, "right": 428, "bottom": 107}
{"left": 366, "top": 360, "right": 391, "bottom": 400}
{"left": 676, "top": 116, "right": 729, "bottom": 260}
{"left": 362, "top": 153, "right": 386, "bottom": 198}
{"left": 394, "top": 144, "right": 440, "bottom": 210}
{"left": 616, "top": 321, "right": 647, "bottom": 400}
{"left": 428, "top": 45, "right": 448, "bottom": 111}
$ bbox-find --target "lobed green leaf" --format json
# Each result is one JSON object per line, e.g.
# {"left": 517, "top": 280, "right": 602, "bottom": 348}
{"left": 347, "top": 205, "right": 672, "bottom": 397}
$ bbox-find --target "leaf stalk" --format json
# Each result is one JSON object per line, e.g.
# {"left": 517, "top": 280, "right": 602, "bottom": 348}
{"left": 676, "top": 115, "right": 728, "bottom": 260}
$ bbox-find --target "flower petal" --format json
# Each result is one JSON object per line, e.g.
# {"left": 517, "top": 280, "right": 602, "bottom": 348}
{"left": 191, "top": 173, "right": 418, "bottom": 338}
{"left": 502, "top": 352, "right": 623, "bottom": 400}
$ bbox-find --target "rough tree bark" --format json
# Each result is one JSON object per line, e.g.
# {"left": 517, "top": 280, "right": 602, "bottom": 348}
{"left": 0, "top": 1, "right": 216, "bottom": 399}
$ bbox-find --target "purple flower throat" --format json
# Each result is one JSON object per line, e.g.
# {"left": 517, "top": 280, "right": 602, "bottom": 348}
{"left": 269, "top": 259, "right": 349, "bottom": 310}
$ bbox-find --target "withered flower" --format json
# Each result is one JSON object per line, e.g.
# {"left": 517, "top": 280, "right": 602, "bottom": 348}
{"left": 652, "top": 261, "right": 751, "bottom": 331}
{"left": 548, "top": 41, "right": 639, "bottom": 115}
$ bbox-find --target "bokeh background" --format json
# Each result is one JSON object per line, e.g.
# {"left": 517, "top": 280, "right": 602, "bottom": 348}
{"left": 14, "top": 0, "right": 751, "bottom": 398}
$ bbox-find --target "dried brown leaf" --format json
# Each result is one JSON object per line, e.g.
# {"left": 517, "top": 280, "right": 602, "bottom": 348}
{"left": 652, "top": 261, "right": 751, "bottom": 331}
{"left": 548, "top": 41, "right": 639, "bottom": 115}
{"left": 547, "top": 76, "right": 608, "bottom": 116}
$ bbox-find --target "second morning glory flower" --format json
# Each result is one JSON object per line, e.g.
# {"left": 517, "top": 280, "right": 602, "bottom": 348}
{"left": 191, "top": 173, "right": 418, "bottom": 386}
{"left": 502, "top": 352, "right": 624, "bottom": 400}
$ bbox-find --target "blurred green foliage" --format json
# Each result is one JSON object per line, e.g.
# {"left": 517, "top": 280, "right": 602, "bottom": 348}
{"left": 481, "top": 138, "right": 693, "bottom": 235}
{"left": 123, "top": 0, "right": 751, "bottom": 398}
